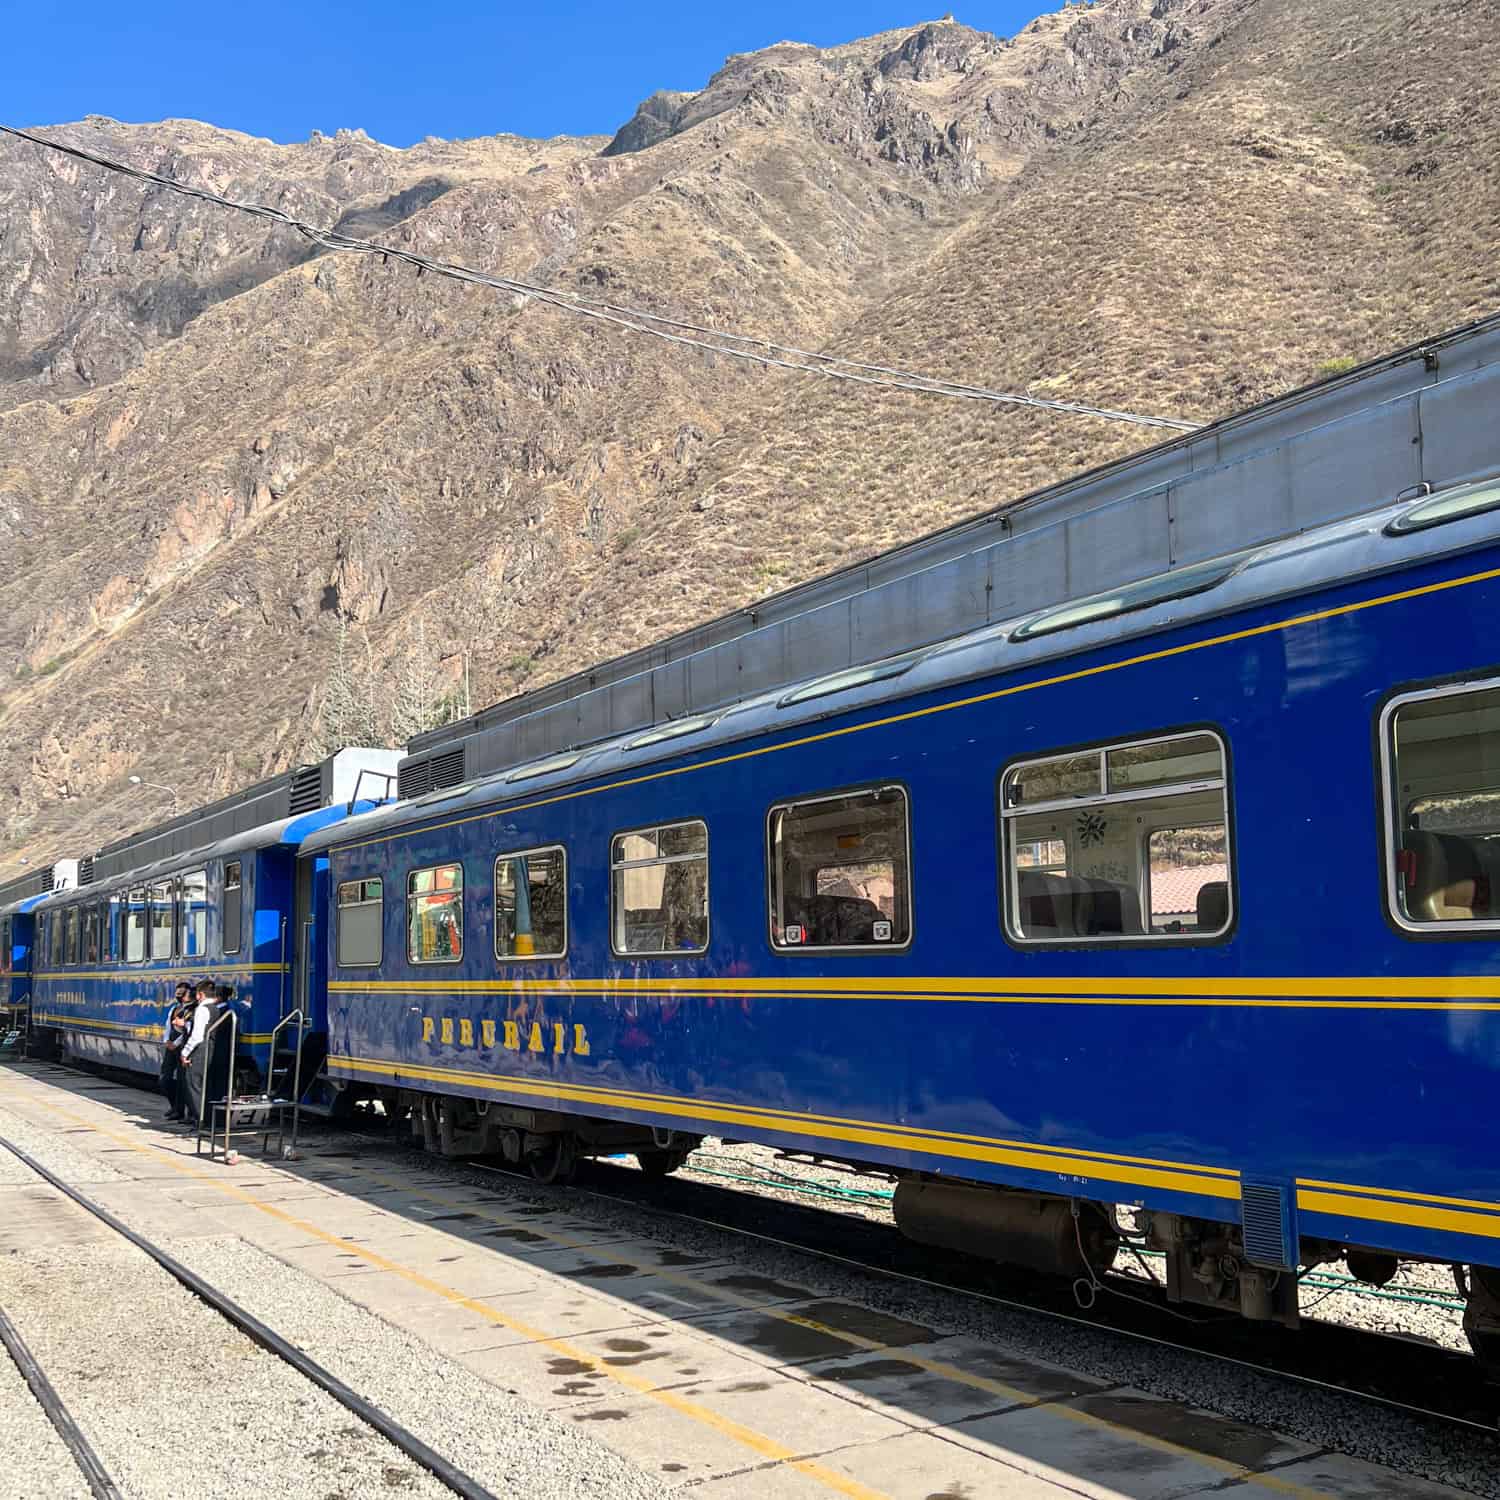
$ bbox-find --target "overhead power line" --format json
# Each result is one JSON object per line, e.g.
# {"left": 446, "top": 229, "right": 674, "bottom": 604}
{"left": 0, "top": 122, "right": 1199, "bottom": 433}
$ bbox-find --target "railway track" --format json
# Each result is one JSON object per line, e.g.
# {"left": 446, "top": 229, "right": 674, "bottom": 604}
{"left": 0, "top": 1298, "right": 122, "bottom": 1500}
{"left": 0, "top": 1132, "right": 501, "bottom": 1500}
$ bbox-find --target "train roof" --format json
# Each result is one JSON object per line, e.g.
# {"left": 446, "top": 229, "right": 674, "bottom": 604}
{"left": 393, "top": 310, "right": 1500, "bottom": 801}
{"left": 301, "top": 472, "right": 1500, "bottom": 859}
{"left": 79, "top": 747, "right": 400, "bottom": 888}
{"left": 0, "top": 891, "right": 53, "bottom": 921}
{"left": 28, "top": 800, "right": 388, "bottom": 910}
{"left": 0, "top": 866, "right": 56, "bottom": 916}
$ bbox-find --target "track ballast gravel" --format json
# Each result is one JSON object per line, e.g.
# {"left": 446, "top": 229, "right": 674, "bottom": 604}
{"left": 0, "top": 1325, "right": 92, "bottom": 1500}
{"left": 1, "top": 1238, "right": 455, "bottom": 1500}
{"left": 168, "top": 1235, "right": 669, "bottom": 1500}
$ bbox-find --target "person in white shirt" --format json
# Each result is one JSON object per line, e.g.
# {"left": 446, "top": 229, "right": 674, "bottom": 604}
{"left": 179, "top": 980, "right": 216, "bottom": 1067}
{"left": 180, "top": 980, "right": 219, "bottom": 1121}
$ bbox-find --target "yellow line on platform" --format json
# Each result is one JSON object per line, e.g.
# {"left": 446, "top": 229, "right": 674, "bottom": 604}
{"left": 0, "top": 1071, "right": 1338, "bottom": 1500}
{"left": 0, "top": 1083, "right": 884, "bottom": 1499}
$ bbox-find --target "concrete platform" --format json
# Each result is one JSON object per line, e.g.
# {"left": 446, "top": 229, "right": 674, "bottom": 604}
{"left": 0, "top": 1063, "right": 1481, "bottom": 1500}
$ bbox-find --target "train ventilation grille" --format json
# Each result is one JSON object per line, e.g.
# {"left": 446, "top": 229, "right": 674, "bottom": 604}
{"left": 397, "top": 759, "right": 432, "bottom": 800}
{"left": 288, "top": 765, "right": 325, "bottom": 815}
{"left": 1240, "top": 1178, "right": 1297, "bottom": 1270}
{"left": 77, "top": 857, "right": 95, "bottom": 886}
{"left": 397, "top": 746, "right": 466, "bottom": 800}
{"left": 429, "top": 747, "right": 466, "bottom": 789}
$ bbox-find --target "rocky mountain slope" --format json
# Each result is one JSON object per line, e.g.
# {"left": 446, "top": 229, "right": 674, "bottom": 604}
{"left": 2, "top": 0, "right": 1497, "bottom": 866}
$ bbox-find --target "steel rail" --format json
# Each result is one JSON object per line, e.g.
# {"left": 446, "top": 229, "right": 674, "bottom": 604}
{"left": 0, "top": 1302, "right": 123, "bottom": 1500}
{"left": 0, "top": 1134, "right": 502, "bottom": 1500}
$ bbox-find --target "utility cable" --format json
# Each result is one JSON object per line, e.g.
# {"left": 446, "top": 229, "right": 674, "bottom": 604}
{"left": 0, "top": 121, "right": 1198, "bottom": 433}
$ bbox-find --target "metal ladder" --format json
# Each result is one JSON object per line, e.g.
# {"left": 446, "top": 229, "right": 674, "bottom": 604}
{"left": 260, "top": 1008, "right": 306, "bottom": 1160}
{"left": 193, "top": 1008, "right": 241, "bottom": 1162}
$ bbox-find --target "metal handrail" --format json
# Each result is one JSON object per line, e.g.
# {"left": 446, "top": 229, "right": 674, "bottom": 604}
{"left": 15, "top": 992, "right": 31, "bottom": 1057}
{"left": 276, "top": 917, "right": 287, "bottom": 1030}
{"left": 193, "top": 1007, "right": 238, "bottom": 1161}
{"left": 266, "top": 1008, "right": 306, "bottom": 1156}
{"left": 346, "top": 767, "right": 397, "bottom": 812}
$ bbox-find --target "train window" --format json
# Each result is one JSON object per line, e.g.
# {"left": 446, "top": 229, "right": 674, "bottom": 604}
{"left": 149, "top": 880, "right": 174, "bottom": 960}
{"left": 337, "top": 878, "right": 383, "bottom": 967}
{"left": 223, "top": 862, "right": 243, "bottom": 955}
{"left": 64, "top": 906, "right": 80, "bottom": 966}
{"left": 1000, "top": 731, "right": 1232, "bottom": 944}
{"left": 1382, "top": 679, "right": 1500, "bottom": 931}
{"left": 1015, "top": 837, "right": 1068, "bottom": 873}
{"left": 495, "top": 847, "right": 567, "bottom": 960}
{"left": 0, "top": 917, "right": 9, "bottom": 975}
{"left": 83, "top": 905, "right": 100, "bottom": 965}
{"left": 125, "top": 889, "right": 147, "bottom": 963}
{"left": 768, "top": 787, "right": 911, "bottom": 951}
{"left": 178, "top": 870, "right": 207, "bottom": 959}
{"left": 106, "top": 893, "right": 122, "bottom": 962}
{"left": 47, "top": 911, "right": 60, "bottom": 967}
{"left": 407, "top": 865, "right": 462, "bottom": 964}
{"left": 1146, "top": 826, "right": 1228, "bottom": 934}
{"left": 611, "top": 821, "right": 708, "bottom": 956}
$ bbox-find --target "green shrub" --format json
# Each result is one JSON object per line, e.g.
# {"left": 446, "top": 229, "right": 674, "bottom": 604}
{"left": 1314, "top": 356, "right": 1358, "bottom": 380}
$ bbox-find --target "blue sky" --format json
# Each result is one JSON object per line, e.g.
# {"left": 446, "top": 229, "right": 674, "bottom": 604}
{"left": 5, "top": 2, "right": 1052, "bottom": 146}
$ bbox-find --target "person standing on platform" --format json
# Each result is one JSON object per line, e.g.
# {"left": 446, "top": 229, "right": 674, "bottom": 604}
{"left": 179, "top": 979, "right": 219, "bottom": 1125}
{"left": 160, "top": 981, "right": 191, "bottom": 1121}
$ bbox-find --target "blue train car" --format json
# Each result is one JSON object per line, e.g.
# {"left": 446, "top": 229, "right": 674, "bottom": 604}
{"left": 0, "top": 866, "right": 57, "bottom": 1043}
{"left": 300, "top": 329, "right": 1500, "bottom": 1361}
{"left": 30, "top": 751, "right": 397, "bottom": 1098}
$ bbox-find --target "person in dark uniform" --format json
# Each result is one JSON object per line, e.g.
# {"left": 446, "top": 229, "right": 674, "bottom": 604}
{"left": 159, "top": 982, "right": 192, "bottom": 1120}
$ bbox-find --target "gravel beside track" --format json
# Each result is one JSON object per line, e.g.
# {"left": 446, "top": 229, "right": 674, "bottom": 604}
{"left": 0, "top": 1327, "right": 92, "bottom": 1500}
{"left": 165, "top": 1235, "right": 668, "bottom": 1500}
{"left": 0, "top": 1106, "right": 130, "bottom": 1185}
{"left": 2, "top": 1237, "right": 455, "bottom": 1500}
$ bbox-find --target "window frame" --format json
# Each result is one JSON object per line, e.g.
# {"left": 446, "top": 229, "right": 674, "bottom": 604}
{"left": 82, "top": 903, "right": 101, "bottom": 965}
{"left": 1378, "top": 674, "right": 1500, "bottom": 939}
{"left": 178, "top": 868, "right": 208, "bottom": 960}
{"left": 222, "top": 860, "right": 243, "bottom": 955}
{"left": 125, "top": 887, "right": 148, "bottom": 964}
{"left": 336, "top": 877, "right": 385, "bottom": 968}
{"left": 493, "top": 845, "right": 569, "bottom": 962}
{"left": 63, "top": 905, "right": 81, "bottom": 966}
{"left": 998, "top": 726, "right": 1235, "bottom": 949}
{"left": 609, "top": 817, "right": 710, "bottom": 959}
{"left": 765, "top": 782, "right": 914, "bottom": 956}
{"left": 148, "top": 879, "right": 175, "bottom": 961}
{"left": 106, "top": 892, "right": 122, "bottom": 963}
{"left": 406, "top": 862, "right": 464, "bottom": 966}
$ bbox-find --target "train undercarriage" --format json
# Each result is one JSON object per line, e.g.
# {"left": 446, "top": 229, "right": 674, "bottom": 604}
{"left": 893, "top": 1171, "right": 1500, "bottom": 1366}
{"left": 386, "top": 1086, "right": 702, "bottom": 1183}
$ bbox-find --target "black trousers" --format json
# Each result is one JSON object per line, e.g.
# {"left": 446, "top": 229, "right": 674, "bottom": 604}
{"left": 159, "top": 1049, "right": 181, "bottom": 1107}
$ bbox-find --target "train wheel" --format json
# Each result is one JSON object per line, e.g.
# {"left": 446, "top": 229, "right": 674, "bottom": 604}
{"left": 529, "top": 1133, "right": 577, "bottom": 1186}
{"left": 635, "top": 1149, "right": 690, "bottom": 1178}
